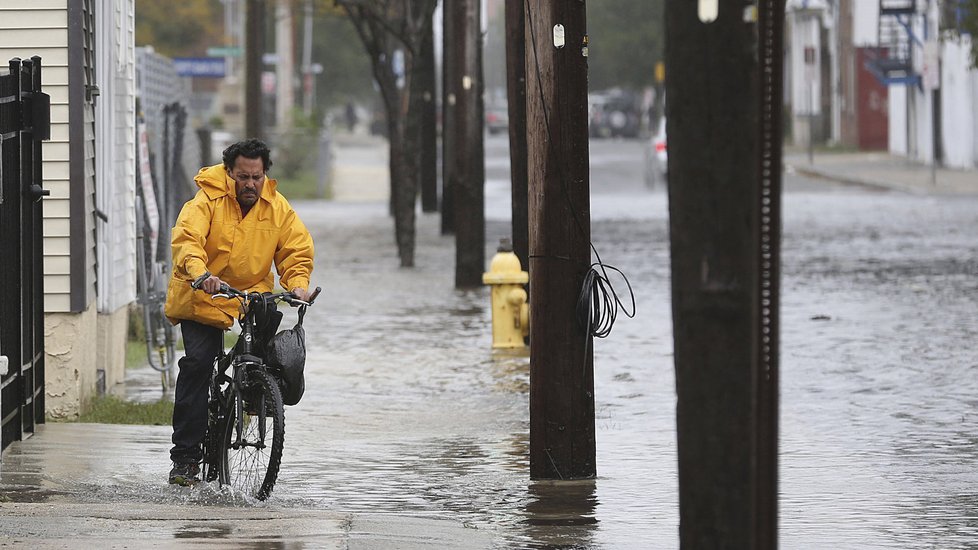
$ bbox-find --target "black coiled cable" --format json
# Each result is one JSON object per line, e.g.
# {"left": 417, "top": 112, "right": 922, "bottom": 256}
{"left": 577, "top": 259, "right": 636, "bottom": 339}
{"left": 524, "top": 0, "right": 637, "bottom": 339}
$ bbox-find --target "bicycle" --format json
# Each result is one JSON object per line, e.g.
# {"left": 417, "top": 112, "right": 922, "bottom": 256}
{"left": 134, "top": 194, "right": 176, "bottom": 391}
{"left": 195, "top": 280, "right": 320, "bottom": 500}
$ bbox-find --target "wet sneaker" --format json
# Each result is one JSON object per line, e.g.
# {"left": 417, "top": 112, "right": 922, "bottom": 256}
{"left": 168, "top": 462, "right": 200, "bottom": 486}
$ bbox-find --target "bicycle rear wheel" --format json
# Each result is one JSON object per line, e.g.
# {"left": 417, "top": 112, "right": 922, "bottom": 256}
{"left": 219, "top": 367, "right": 285, "bottom": 500}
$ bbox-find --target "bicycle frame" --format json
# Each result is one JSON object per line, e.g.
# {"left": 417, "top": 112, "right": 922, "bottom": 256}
{"left": 202, "top": 284, "right": 319, "bottom": 492}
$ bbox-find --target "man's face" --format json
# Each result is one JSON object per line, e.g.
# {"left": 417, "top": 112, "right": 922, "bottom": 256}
{"left": 229, "top": 156, "right": 265, "bottom": 208}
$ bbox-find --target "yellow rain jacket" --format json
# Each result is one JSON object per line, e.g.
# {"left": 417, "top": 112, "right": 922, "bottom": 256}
{"left": 164, "top": 164, "right": 314, "bottom": 329}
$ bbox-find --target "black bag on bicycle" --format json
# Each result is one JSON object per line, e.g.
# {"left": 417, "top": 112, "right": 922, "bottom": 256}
{"left": 266, "top": 306, "right": 307, "bottom": 406}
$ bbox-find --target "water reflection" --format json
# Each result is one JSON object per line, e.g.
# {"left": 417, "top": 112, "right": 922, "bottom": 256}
{"left": 174, "top": 523, "right": 233, "bottom": 539}
{"left": 521, "top": 479, "right": 599, "bottom": 548}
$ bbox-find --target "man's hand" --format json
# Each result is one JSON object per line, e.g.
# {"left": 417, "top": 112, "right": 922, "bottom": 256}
{"left": 200, "top": 275, "right": 224, "bottom": 294}
{"left": 291, "top": 287, "right": 312, "bottom": 302}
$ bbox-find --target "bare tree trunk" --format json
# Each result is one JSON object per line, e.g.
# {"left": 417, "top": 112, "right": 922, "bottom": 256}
{"left": 338, "top": 0, "right": 438, "bottom": 268}
{"left": 388, "top": 112, "right": 418, "bottom": 267}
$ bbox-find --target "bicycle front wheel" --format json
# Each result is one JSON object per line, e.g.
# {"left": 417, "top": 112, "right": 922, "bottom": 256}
{"left": 219, "top": 367, "right": 285, "bottom": 500}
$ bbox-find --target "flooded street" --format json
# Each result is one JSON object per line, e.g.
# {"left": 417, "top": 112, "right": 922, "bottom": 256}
{"left": 281, "top": 136, "right": 978, "bottom": 548}
{"left": 4, "top": 136, "right": 978, "bottom": 549}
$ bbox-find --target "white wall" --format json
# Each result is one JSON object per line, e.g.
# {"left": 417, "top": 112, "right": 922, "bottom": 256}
{"left": 940, "top": 37, "right": 977, "bottom": 169}
{"left": 889, "top": 84, "right": 907, "bottom": 154}
{"left": 789, "top": 12, "right": 823, "bottom": 116}
{"left": 95, "top": 0, "right": 136, "bottom": 313}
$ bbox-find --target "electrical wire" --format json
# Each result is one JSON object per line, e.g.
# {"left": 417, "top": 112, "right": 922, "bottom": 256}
{"left": 523, "top": 0, "right": 636, "bottom": 340}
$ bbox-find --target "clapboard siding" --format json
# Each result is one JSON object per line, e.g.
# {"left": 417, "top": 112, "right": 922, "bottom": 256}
{"left": 0, "top": 2, "right": 72, "bottom": 312}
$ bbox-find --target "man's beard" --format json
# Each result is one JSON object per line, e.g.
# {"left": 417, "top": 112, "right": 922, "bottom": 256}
{"left": 238, "top": 191, "right": 258, "bottom": 208}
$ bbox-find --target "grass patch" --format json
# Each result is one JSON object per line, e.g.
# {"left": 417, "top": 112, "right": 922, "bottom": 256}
{"left": 126, "top": 338, "right": 148, "bottom": 369}
{"left": 77, "top": 395, "right": 173, "bottom": 426}
{"left": 277, "top": 169, "right": 330, "bottom": 200}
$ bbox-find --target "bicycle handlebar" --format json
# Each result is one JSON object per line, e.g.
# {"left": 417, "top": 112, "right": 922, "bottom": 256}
{"left": 195, "top": 278, "right": 322, "bottom": 308}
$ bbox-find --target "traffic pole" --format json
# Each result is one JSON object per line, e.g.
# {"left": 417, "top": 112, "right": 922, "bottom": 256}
{"left": 245, "top": 0, "right": 263, "bottom": 140}
{"left": 440, "top": 1, "right": 458, "bottom": 235}
{"left": 453, "top": 0, "right": 485, "bottom": 288}
{"left": 420, "top": 17, "right": 438, "bottom": 213}
{"left": 666, "top": 1, "right": 782, "bottom": 547}
{"left": 525, "top": 0, "right": 594, "bottom": 480}
{"left": 504, "top": 0, "right": 529, "bottom": 272}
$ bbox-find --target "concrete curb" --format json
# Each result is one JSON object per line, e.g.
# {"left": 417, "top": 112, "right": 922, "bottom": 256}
{"left": 786, "top": 163, "right": 918, "bottom": 194}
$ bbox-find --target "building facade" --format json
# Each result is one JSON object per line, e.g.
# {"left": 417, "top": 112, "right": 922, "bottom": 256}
{"left": 787, "top": 0, "right": 977, "bottom": 169}
{"left": 0, "top": 0, "right": 137, "bottom": 420}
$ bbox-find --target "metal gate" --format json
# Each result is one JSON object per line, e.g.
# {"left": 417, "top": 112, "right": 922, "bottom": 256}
{"left": 0, "top": 57, "right": 51, "bottom": 451}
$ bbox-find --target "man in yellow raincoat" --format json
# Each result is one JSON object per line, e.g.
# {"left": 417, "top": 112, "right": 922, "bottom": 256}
{"left": 163, "top": 138, "right": 314, "bottom": 486}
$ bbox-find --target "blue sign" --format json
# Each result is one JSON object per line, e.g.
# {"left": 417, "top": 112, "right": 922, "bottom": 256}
{"left": 173, "top": 57, "right": 226, "bottom": 78}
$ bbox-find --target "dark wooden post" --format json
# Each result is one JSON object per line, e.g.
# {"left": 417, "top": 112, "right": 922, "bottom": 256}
{"left": 666, "top": 1, "right": 782, "bottom": 547}
{"left": 419, "top": 14, "right": 438, "bottom": 213}
{"left": 453, "top": 0, "right": 485, "bottom": 288}
{"left": 245, "top": 0, "right": 264, "bottom": 140}
{"left": 505, "top": 0, "right": 529, "bottom": 270}
{"left": 753, "top": 3, "right": 784, "bottom": 546}
{"left": 525, "top": 0, "right": 594, "bottom": 480}
{"left": 440, "top": 1, "right": 458, "bottom": 235}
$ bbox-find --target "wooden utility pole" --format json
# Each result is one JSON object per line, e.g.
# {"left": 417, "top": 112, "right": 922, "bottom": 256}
{"left": 440, "top": 1, "right": 457, "bottom": 235}
{"left": 245, "top": 0, "right": 263, "bottom": 140}
{"left": 666, "top": 1, "right": 783, "bottom": 547}
{"left": 419, "top": 15, "right": 438, "bottom": 212}
{"left": 525, "top": 0, "right": 594, "bottom": 480}
{"left": 505, "top": 0, "right": 529, "bottom": 270}
{"left": 453, "top": 0, "right": 485, "bottom": 288}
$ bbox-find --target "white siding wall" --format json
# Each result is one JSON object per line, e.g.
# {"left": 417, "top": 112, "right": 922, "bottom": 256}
{"left": 95, "top": 0, "right": 136, "bottom": 312}
{"left": 940, "top": 38, "right": 977, "bottom": 170}
{"left": 0, "top": 0, "right": 71, "bottom": 312}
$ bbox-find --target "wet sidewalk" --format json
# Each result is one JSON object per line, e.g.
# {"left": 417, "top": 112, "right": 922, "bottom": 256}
{"left": 0, "top": 426, "right": 488, "bottom": 549}
{"left": 784, "top": 150, "right": 978, "bottom": 195}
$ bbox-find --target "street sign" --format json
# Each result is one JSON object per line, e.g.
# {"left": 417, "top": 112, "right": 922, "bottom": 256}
{"left": 173, "top": 57, "right": 226, "bottom": 78}
{"left": 206, "top": 46, "right": 242, "bottom": 58}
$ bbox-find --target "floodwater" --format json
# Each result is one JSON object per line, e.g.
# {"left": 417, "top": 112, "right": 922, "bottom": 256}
{"left": 279, "top": 139, "right": 978, "bottom": 548}
{"left": 7, "top": 138, "right": 978, "bottom": 549}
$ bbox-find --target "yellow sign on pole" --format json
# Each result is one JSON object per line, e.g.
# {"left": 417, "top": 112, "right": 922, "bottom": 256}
{"left": 655, "top": 61, "right": 666, "bottom": 84}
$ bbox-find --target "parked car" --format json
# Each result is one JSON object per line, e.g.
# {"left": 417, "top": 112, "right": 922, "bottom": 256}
{"left": 589, "top": 92, "right": 642, "bottom": 138}
{"left": 643, "top": 115, "right": 667, "bottom": 188}
{"left": 486, "top": 103, "right": 509, "bottom": 135}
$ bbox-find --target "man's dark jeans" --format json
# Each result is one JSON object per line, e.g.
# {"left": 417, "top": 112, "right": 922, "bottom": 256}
{"left": 170, "top": 320, "right": 223, "bottom": 465}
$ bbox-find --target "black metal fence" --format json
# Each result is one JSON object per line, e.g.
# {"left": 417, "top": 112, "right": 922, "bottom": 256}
{"left": 0, "top": 57, "right": 51, "bottom": 451}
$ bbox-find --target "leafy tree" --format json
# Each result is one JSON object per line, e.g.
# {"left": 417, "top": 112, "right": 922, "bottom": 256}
{"left": 586, "top": 0, "right": 664, "bottom": 91}
{"left": 135, "top": 0, "right": 222, "bottom": 56}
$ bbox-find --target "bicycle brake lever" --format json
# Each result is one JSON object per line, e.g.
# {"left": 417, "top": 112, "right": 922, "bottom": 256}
{"left": 211, "top": 293, "right": 231, "bottom": 300}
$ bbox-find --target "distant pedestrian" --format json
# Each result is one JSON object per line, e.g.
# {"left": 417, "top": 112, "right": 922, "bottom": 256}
{"left": 163, "top": 138, "right": 315, "bottom": 486}
{"left": 345, "top": 102, "right": 358, "bottom": 132}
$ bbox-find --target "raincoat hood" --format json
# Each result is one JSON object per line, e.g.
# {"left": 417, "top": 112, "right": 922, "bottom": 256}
{"left": 195, "top": 163, "right": 279, "bottom": 203}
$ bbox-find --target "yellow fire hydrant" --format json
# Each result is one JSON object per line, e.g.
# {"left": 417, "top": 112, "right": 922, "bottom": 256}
{"left": 482, "top": 239, "right": 529, "bottom": 349}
